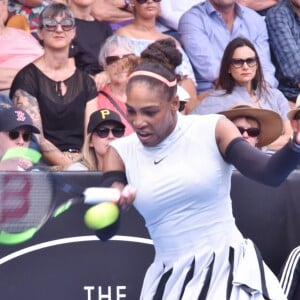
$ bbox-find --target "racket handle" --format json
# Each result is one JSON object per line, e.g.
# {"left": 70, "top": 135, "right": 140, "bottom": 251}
{"left": 83, "top": 187, "right": 121, "bottom": 204}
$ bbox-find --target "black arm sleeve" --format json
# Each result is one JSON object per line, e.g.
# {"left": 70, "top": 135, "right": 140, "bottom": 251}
{"left": 224, "top": 138, "right": 300, "bottom": 187}
{"left": 100, "top": 171, "right": 128, "bottom": 187}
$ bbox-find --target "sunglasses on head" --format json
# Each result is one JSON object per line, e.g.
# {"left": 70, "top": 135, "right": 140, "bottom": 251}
{"left": 94, "top": 127, "right": 125, "bottom": 138}
{"left": 231, "top": 57, "right": 257, "bottom": 69}
{"left": 42, "top": 18, "right": 75, "bottom": 32}
{"left": 237, "top": 126, "right": 260, "bottom": 137}
{"left": 8, "top": 131, "right": 32, "bottom": 142}
{"left": 136, "top": 0, "right": 161, "bottom": 4}
{"left": 105, "top": 54, "right": 135, "bottom": 66}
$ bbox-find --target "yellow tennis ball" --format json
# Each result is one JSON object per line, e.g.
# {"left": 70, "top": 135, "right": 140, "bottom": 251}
{"left": 84, "top": 202, "right": 120, "bottom": 230}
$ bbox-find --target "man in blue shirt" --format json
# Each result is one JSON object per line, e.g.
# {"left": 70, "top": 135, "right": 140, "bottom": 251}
{"left": 179, "top": 0, "right": 277, "bottom": 95}
{"left": 265, "top": 0, "right": 300, "bottom": 105}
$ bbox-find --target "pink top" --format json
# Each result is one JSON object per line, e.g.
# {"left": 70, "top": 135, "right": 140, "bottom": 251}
{"left": 0, "top": 28, "right": 43, "bottom": 68}
{"left": 97, "top": 86, "right": 134, "bottom": 136}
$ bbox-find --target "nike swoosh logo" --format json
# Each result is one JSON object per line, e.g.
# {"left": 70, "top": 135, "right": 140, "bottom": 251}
{"left": 154, "top": 157, "right": 166, "bottom": 165}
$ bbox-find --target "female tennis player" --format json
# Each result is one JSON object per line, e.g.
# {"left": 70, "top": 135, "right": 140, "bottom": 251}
{"left": 99, "top": 54, "right": 300, "bottom": 298}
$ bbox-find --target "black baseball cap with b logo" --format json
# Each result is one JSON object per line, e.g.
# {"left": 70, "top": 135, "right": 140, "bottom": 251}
{"left": 87, "top": 109, "right": 125, "bottom": 134}
{"left": 0, "top": 107, "right": 40, "bottom": 133}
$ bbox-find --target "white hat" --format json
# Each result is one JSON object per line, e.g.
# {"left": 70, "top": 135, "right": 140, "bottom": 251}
{"left": 177, "top": 85, "right": 190, "bottom": 102}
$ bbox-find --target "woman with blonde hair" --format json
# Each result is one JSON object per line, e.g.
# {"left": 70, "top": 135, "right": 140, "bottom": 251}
{"left": 66, "top": 109, "right": 125, "bottom": 171}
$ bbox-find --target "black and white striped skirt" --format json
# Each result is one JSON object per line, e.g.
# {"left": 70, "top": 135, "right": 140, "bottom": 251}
{"left": 140, "top": 239, "right": 286, "bottom": 300}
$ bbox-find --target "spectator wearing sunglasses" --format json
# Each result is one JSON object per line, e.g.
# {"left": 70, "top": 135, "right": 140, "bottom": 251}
{"left": 0, "top": 106, "right": 40, "bottom": 170}
{"left": 179, "top": 0, "right": 277, "bottom": 104}
{"left": 115, "top": 0, "right": 198, "bottom": 114}
{"left": 68, "top": 0, "right": 113, "bottom": 91}
{"left": 191, "top": 37, "right": 291, "bottom": 151}
{"left": 98, "top": 34, "right": 139, "bottom": 136}
{"left": 219, "top": 103, "right": 283, "bottom": 148}
{"left": 65, "top": 109, "right": 125, "bottom": 171}
{"left": 9, "top": 3, "right": 98, "bottom": 169}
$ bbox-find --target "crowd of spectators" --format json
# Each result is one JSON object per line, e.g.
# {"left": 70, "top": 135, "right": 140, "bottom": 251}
{"left": 1, "top": 0, "right": 299, "bottom": 164}
{"left": 191, "top": 37, "right": 292, "bottom": 151}
{"left": 1, "top": 0, "right": 299, "bottom": 163}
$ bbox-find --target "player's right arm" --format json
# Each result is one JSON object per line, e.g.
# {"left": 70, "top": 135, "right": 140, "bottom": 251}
{"left": 102, "top": 146, "right": 135, "bottom": 210}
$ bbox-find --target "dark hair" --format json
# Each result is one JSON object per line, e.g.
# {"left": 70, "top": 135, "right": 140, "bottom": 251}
{"left": 127, "top": 62, "right": 177, "bottom": 102}
{"left": 218, "top": 37, "right": 267, "bottom": 99}
{"left": 232, "top": 116, "right": 260, "bottom": 127}
{"left": 38, "top": 3, "right": 74, "bottom": 29}
{"left": 140, "top": 38, "right": 182, "bottom": 74}
{"left": 127, "top": 38, "right": 181, "bottom": 101}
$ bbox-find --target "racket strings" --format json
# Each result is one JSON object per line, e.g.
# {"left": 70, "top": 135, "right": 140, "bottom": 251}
{"left": 0, "top": 172, "right": 53, "bottom": 233}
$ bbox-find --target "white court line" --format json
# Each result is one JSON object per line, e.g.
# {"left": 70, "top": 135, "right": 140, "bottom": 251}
{"left": 0, "top": 235, "right": 153, "bottom": 265}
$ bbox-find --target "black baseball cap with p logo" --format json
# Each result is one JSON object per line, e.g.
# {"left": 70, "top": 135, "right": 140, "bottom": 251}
{"left": 87, "top": 109, "right": 125, "bottom": 134}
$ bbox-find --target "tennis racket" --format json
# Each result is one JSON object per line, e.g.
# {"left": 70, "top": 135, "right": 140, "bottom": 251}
{"left": 0, "top": 171, "right": 121, "bottom": 245}
{"left": 0, "top": 147, "right": 121, "bottom": 245}
{"left": 0, "top": 170, "right": 120, "bottom": 245}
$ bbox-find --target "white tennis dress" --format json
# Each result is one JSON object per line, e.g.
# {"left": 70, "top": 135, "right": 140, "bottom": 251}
{"left": 111, "top": 113, "right": 286, "bottom": 300}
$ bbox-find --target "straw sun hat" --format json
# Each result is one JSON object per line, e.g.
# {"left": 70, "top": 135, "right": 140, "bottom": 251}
{"left": 219, "top": 103, "right": 283, "bottom": 147}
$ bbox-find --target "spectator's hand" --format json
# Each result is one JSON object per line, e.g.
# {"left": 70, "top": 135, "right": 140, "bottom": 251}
{"left": 93, "top": 71, "right": 111, "bottom": 91}
{"left": 0, "top": 158, "right": 33, "bottom": 171}
{"left": 17, "top": 158, "right": 34, "bottom": 170}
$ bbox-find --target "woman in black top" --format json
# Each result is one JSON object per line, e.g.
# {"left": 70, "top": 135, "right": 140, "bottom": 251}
{"left": 10, "top": 3, "right": 98, "bottom": 168}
